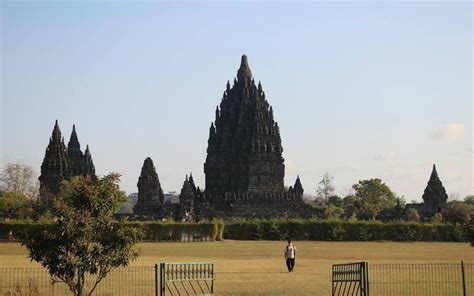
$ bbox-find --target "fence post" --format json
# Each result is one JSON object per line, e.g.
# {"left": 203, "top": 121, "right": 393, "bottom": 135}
{"left": 365, "top": 261, "right": 370, "bottom": 296}
{"left": 160, "top": 263, "right": 165, "bottom": 296}
{"left": 154, "top": 264, "right": 158, "bottom": 296}
{"left": 461, "top": 261, "right": 466, "bottom": 296}
{"left": 211, "top": 263, "right": 214, "bottom": 294}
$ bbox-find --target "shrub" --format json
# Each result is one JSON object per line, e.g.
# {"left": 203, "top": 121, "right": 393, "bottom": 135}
{"left": 0, "top": 220, "right": 220, "bottom": 242}
{"left": 223, "top": 219, "right": 463, "bottom": 242}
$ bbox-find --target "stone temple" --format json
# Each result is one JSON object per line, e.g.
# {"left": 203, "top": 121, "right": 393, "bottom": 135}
{"left": 131, "top": 55, "right": 310, "bottom": 219}
{"left": 201, "top": 55, "right": 309, "bottom": 218}
{"left": 405, "top": 164, "right": 449, "bottom": 219}
{"left": 421, "top": 164, "right": 448, "bottom": 215}
{"left": 133, "top": 157, "right": 165, "bottom": 218}
{"left": 39, "top": 120, "right": 96, "bottom": 204}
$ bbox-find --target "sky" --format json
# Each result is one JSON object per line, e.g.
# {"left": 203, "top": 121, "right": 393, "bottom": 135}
{"left": 1, "top": 1, "right": 472, "bottom": 201}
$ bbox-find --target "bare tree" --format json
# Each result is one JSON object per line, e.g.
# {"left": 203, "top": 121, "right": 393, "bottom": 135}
{"left": 316, "top": 172, "right": 335, "bottom": 202}
{"left": 0, "top": 163, "right": 39, "bottom": 199}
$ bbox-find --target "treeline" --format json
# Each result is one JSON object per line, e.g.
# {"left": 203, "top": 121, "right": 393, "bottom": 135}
{"left": 224, "top": 219, "right": 464, "bottom": 241}
{"left": 0, "top": 219, "right": 463, "bottom": 242}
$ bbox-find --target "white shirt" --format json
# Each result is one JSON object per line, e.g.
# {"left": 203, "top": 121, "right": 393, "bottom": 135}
{"left": 284, "top": 244, "right": 296, "bottom": 259}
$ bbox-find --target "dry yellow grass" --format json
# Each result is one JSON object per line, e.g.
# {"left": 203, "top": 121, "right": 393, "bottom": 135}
{"left": 0, "top": 241, "right": 472, "bottom": 295}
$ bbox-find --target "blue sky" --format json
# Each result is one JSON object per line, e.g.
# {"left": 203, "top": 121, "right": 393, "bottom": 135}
{"left": 1, "top": 2, "right": 472, "bottom": 201}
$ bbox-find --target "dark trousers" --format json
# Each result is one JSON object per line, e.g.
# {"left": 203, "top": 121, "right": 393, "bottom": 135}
{"left": 286, "top": 258, "right": 295, "bottom": 272}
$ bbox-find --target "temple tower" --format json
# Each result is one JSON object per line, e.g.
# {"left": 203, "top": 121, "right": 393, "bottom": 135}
{"left": 133, "top": 157, "right": 164, "bottom": 217}
{"left": 179, "top": 175, "right": 195, "bottom": 214}
{"left": 83, "top": 145, "right": 96, "bottom": 179}
{"left": 204, "top": 55, "right": 285, "bottom": 194}
{"left": 39, "top": 120, "right": 70, "bottom": 200}
{"left": 40, "top": 121, "right": 97, "bottom": 203}
{"left": 422, "top": 164, "right": 448, "bottom": 214}
{"left": 67, "top": 125, "right": 85, "bottom": 177}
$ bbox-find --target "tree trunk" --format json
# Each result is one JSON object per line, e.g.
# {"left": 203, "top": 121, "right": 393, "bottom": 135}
{"left": 77, "top": 267, "right": 84, "bottom": 296}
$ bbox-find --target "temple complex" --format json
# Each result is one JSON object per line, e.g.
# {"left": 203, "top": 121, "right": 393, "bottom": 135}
{"left": 41, "top": 56, "right": 311, "bottom": 219}
{"left": 39, "top": 121, "right": 96, "bottom": 203}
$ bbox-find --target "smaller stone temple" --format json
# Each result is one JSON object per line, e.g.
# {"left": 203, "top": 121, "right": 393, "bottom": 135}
{"left": 177, "top": 174, "right": 197, "bottom": 221}
{"left": 421, "top": 164, "right": 448, "bottom": 215}
{"left": 406, "top": 164, "right": 449, "bottom": 218}
{"left": 133, "top": 157, "right": 165, "bottom": 218}
{"left": 39, "top": 120, "right": 96, "bottom": 203}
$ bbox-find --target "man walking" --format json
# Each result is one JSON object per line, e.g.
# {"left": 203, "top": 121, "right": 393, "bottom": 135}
{"left": 284, "top": 240, "right": 297, "bottom": 272}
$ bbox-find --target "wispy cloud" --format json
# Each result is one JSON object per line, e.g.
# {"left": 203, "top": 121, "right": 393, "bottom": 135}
{"left": 374, "top": 151, "right": 396, "bottom": 161}
{"left": 431, "top": 123, "right": 465, "bottom": 141}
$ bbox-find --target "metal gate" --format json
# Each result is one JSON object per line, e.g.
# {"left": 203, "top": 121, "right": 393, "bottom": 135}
{"left": 159, "top": 262, "right": 214, "bottom": 296}
{"left": 332, "top": 262, "right": 369, "bottom": 296}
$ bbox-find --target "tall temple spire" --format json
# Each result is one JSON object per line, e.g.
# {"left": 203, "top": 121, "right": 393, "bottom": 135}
{"left": 52, "top": 120, "right": 61, "bottom": 142}
{"left": 39, "top": 120, "right": 70, "bottom": 201}
{"left": 83, "top": 145, "right": 96, "bottom": 179}
{"left": 237, "top": 54, "right": 252, "bottom": 80}
{"left": 293, "top": 175, "right": 304, "bottom": 196}
{"left": 422, "top": 164, "right": 448, "bottom": 214}
{"left": 68, "top": 125, "right": 80, "bottom": 149}
{"left": 68, "top": 124, "right": 84, "bottom": 177}
{"left": 204, "top": 55, "right": 284, "bottom": 194}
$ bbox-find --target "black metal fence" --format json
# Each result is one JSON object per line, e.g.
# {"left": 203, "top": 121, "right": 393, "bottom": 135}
{"left": 369, "top": 262, "right": 473, "bottom": 296}
{"left": 0, "top": 263, "right": 215, "bottom": 296}
{"left": 0, "top": 266, "right": 155, "bottom": 296}
{"left": 332, "top": 261, "right": 473, "bottom": 296}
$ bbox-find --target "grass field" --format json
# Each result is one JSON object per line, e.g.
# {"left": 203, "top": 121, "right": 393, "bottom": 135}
{"left": 1, "top": 241, "right": 472, "bottom": 295}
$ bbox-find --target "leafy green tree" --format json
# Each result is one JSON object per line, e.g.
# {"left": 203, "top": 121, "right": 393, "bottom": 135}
{"left": 0, "top": 192, "right": 35, "bottom": 218}
{"left": 405, "top": 208, "right": 420, "bottom": 222}
{"left": 352, "top": 178, "right": 397, "bottom": 220}
{"left": 464, "top": 215, "right": 474, "bottom": 247}
{"left": 21, "top": 174, "right": 142, "bottom": 296}
{"left": 464, "top": 195, "right": 474, "bottom": 205}
{"left": 342, "top": 195, "right": 362, "bottom": 219}
{"left": 431, "top": 213, "right": 443, "bottom": 224}
{"left": 323, "top": 204, "right": 344, "bottom": 219}
{"left": 442, "top": 201, "right": 474, "bottom": 225}
{"left": 328, "top": 195, "right": 343, "bottom": 207}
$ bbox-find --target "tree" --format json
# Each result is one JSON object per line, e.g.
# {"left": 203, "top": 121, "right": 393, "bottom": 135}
{"left": 352, "top": 178, "right": 397, "bottom": 220}
{"left": 328, "top": 195, "right": 343, "bottom": 207}
{"left": 0, "top": 163, "right": 39, "bottom": 200}
{"left": 21, "top": 174, "right": 142, "bottom": 296}
{"left": 342, "top": 195, "right": 362, "bottom": 220}
{"left": 464, "top": 195, "right": 474, "bottom": 205}
{"left": 0, "top": 192, "right": 35, "bottom": 218}
{"left": 405, "top": 208, "right": 420, "bottom": 222}
{"left": 442, "top": 201, "right": 474, "bottom": 225}
{"left": 464, "top": 215, "right": 474, "bottom": 247}
{"left": 316, "top": 172, "right": 335, "bottom": 202}
{"left": 431, "top": 213, "right": 443, "bottom": 224}
{"left": 323, "top": 204, "right": 344, "bottom": 219}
